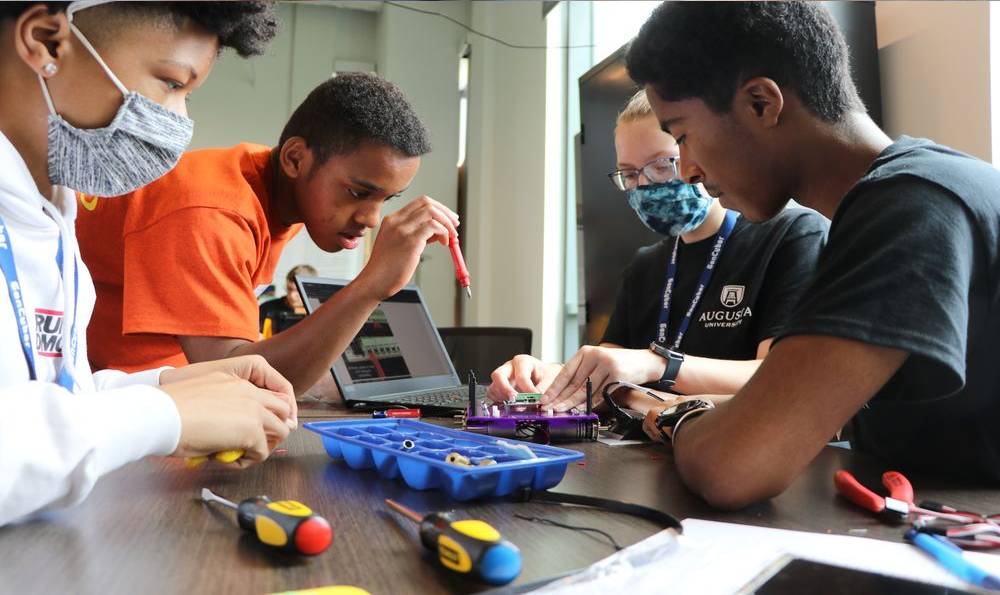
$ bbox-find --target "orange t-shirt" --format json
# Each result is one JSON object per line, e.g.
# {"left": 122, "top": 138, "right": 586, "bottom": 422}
{"left": 77, "top": 143, "right": 302, "bottom": 372}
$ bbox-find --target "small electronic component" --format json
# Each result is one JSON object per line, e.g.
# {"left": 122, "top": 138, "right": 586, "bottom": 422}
{"left": 446, "top": 452, "right": 472, "bottom": 467}
{"left": 503, "top": 401, "right": 543, "bottom": 415}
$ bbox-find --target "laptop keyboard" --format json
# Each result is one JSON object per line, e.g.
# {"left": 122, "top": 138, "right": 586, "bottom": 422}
{"left": 391, "top": 385, "right": 487, "bottom": 408}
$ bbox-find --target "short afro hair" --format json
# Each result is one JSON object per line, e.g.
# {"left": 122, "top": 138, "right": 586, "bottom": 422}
{"left": 626, "top": 1, "right": 865, "bottom": 123}
{"left": 0, "top": 2, "right": 278, "bottom": 58}
{"left": 279, "top": 72, "right": 431, "bottom": 164}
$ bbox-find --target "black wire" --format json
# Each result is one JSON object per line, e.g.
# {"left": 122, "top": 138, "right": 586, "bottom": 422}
{"left": 514, "top": 514, "right": 624, "bottom": 551}
{"left": 384, "top": 1, "right": 596, "bottom": 50}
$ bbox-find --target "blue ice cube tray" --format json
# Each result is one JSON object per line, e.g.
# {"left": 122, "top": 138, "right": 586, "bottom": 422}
{"left": 305, "top": 419, "right": 585, "bottom": 501}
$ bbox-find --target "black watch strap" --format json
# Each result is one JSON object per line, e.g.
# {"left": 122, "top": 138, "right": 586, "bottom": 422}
{"left": 654, "top": 399, "right": 714, "bottom": 443}
{"left": 649, "top": 342, "right": 684, "bottom": 391}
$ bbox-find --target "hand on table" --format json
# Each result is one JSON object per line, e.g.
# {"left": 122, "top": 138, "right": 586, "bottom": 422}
{"left": 541, "top": 346, "right": 666, "bottom": 412}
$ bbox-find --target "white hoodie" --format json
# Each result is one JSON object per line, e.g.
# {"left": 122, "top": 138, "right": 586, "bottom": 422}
{"left": 0, "top": 131, "right": 181, "bottom": 526}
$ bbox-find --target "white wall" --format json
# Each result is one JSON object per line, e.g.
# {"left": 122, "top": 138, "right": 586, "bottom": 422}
{"left": 876, "top": 1, "right": 990, "bottom": 160}
{"left": 465, "top": 1, "right": 553, "bottom": 358}
{"left": 376, "top": 1, "right": 468, "bottom": 328}
{"left": 544, "top": 4, "right": 568, "bottom": 363}
{"left": 187, "top": 3, "right": 379, "bottom": 294}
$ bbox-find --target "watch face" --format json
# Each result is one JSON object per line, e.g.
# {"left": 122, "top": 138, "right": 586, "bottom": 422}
{"left": 655, "top": 406, "right": 680, "bottom": 429}
{"left": 676, "top": 400, "right": 705, "bottom": 414}
{"left": 656, "top": 400, "right": 710, "bottom": 428}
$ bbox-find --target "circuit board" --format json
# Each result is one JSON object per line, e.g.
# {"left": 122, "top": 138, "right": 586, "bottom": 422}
{"left": 463, "top": 392, "right": 598, "bottom": 443}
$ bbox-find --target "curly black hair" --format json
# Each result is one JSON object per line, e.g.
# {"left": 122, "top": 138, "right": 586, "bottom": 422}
{"left": 279, "top": 72, "right": 431, "bottom": 164}
{"left": 626, "top": 1, "right": 864, "bottom": 123}
{"left": 0, "top": 2, "right": 278, "bottom": 57}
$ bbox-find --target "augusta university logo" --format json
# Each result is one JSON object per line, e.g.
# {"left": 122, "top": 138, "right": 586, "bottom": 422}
{"left": 34, "top": 308, "right": 64, "bottom": 357}
{"left": 699, "top": 285, "right": 752, "bottom": 329}
{"left": 721, "top": 285, "right": 745, "bottom": 308}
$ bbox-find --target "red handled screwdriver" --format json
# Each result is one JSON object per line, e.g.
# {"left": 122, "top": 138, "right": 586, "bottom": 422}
{"left": 201, "top": 488, "right": 333, "bottom": 555}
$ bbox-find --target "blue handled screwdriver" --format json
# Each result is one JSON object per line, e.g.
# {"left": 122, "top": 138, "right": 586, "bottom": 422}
{"left": 385, "top": 499, "right": 521, "bottom": 585}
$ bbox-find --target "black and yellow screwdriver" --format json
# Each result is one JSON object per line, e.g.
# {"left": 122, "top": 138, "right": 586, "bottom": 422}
{"left": 201, "top": 488, "right": 333, "bottom": 555}
{"left": 385, "top": 499, "right": 521, "bottom": 585}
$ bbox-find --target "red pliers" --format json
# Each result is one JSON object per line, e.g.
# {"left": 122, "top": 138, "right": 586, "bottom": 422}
{"left": 836, "top": 470, "right": 1000, "bottom": 548}
{"left": 835, "top": 470, "right": 914, "bottom": 522}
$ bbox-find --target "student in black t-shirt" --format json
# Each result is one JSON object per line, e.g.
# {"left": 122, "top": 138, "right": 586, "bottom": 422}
{"left": 487, "top": 91, "right": 827, "bottom": 409}
{"left": 621, "top": 1, "right": 1000, "bottom": 508}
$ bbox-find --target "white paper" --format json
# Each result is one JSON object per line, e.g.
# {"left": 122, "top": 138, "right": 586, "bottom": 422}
{"left": 596, "top": 430, "right": 646, "bottom": 447}
{"left": 528, "top": 518, "right": 1000, "bottom": 594}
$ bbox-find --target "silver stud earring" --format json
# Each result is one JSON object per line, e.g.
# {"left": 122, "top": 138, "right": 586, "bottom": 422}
{"left": 42, "top": 63, "right": 58, "bottom": 76}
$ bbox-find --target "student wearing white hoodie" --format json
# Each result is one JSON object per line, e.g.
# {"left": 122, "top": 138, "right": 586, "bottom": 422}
{"left": 0, "top": 1, "right": 296, "bottom": 526}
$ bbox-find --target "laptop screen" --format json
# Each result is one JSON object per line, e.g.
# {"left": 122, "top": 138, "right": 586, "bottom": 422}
{"left": 296, "top": 277, "right": 459, "bottom": 401}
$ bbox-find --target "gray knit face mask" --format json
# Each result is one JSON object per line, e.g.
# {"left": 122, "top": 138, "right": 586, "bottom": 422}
{"left": 38, "top": 22, "right": 193, "bottom": 197}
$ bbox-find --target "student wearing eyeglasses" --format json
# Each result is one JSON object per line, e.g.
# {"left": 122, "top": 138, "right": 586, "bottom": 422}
{"left": 488, "top": 91, "right": 828, "bottom": 410}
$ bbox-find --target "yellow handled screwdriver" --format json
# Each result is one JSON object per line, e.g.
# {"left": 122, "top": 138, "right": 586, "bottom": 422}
{"left": 384, "top": 499, "right": 521, "bottom": 585}
{"left": 185, "top": 449, "right": 245, "bottom": 468}
{"left": 201, "top": 488, "right": 333, "bottom": 555}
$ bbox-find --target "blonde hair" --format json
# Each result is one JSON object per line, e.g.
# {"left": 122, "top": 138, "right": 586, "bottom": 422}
{"left": 617, "top": 90, "right": 655, "bottom": 125}
{"left": 286, "top": 264, "right": 317, "bottom": 284}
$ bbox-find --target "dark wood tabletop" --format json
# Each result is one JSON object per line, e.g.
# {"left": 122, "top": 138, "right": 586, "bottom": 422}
{"left": 2, "top": 415, "right": 998, "bottom": 595}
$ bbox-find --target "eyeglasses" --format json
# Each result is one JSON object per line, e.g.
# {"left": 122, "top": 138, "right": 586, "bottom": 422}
{"left": 608, "top": 156, "right": 681, "bottom": 191}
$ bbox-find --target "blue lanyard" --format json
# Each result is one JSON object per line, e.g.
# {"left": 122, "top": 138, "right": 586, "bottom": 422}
{"left": 656, "top": 209, "right": 738, "bottom": 350}
{"left": 0, "top": 215, "right": 77, "bottom": 391}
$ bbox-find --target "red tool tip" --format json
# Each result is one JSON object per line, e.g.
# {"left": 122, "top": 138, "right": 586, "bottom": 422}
{"left": 295, "top": 516, "right": 333, "bottom": 555}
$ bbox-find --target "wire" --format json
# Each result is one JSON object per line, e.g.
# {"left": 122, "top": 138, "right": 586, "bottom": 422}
{"left": 514, "top": 514, "right": 624, "bottom": 551}
{"left": 602, "top": 380, "right": 666, "bottom": 417}
{"left": 384, "top": 1, "right": 596, "bottom": 50}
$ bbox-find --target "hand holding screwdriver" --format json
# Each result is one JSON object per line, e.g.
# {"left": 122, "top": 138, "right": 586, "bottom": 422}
{"left": 201, "top": 488, "right": 333, "bottom": 555}
{"left": 185, "top": 449, "right": 245, "bottom": 468}
{"left": 385, "top": 499, "right": 521, "bottom": 585}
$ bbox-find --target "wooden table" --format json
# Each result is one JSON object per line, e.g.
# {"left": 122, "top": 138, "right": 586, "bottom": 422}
{"left": 2, "top": 417, "right": 998, "bottom": 595}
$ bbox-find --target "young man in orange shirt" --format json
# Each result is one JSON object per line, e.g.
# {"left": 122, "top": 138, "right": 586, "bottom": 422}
{"left": 77, "top": 72, "right": 458, "bottom": 396}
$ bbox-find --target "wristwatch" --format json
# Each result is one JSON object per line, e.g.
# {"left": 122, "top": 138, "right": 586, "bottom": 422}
{"left": 649, "top": 341, "right": 685, "bottom": 391}
{"left": 654, "top": 399, "right": 714, "bottom": 443}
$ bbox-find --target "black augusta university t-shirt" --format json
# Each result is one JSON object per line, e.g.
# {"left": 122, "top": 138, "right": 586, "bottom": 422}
{"left": 777, "top": 136, "right": 1000, "bottom": 481}
{"left": 601, "top": 207, "right": 828, "bottom": 360}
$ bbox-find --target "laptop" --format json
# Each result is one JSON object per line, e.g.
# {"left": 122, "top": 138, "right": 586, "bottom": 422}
{"left": 296, "top": 276, "right": 486, "bottom": 412}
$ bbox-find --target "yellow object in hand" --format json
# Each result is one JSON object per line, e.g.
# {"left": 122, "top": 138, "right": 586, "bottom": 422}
{"left": 270, "top": 588, "right": 370, "bottom": 595}
{"left": 185, "top": 449, "right": 245, "bottom": 468}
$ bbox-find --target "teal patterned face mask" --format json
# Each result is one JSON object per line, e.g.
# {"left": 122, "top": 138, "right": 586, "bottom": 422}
{"left": 626, "top": 179, "right": 711, "bottom": 236}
